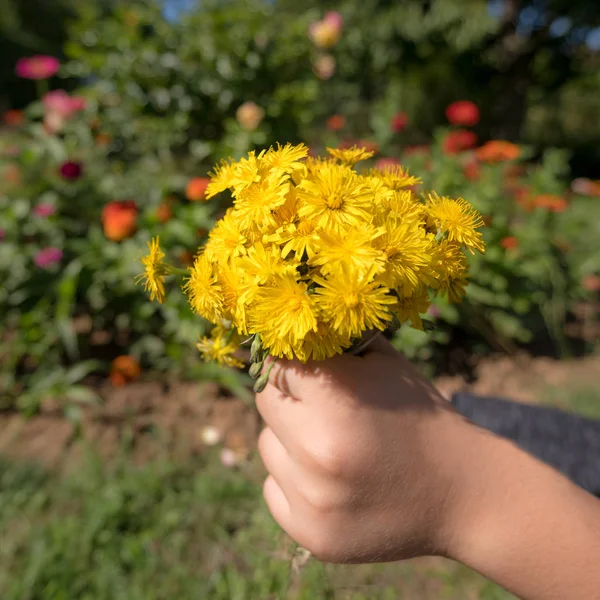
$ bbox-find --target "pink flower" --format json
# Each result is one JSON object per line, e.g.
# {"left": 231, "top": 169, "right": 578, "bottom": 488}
{"left": 59, "top": 161, "right": 83, "bottom": 180}
{"left": 323, "top": 11, "right": 344, "bottom": 30}
{"left": 33, "top": 203, "right": 56, "bottom": 218}
{"left": 43, "top": 90, "right": 86, "bottom": 117}
{"left": 34, "top": 247, "right": 63, "bottom": 269}
{"left": 0, "top": 229, "right": 5, "bottom": 241}
{"left": 427, "top": 305, "right": 440, "bottom": 319}
{"left": 313, "top": 54, "right": 336, "bottom": 80}
{"left": 235, "top": 101, "right": 265, "bottom": 131}
{"left": 309, "top": 12, "right": 343, "bottom": 48}
{"left": 15, "top": 55, "right": 60, "bottom": 80}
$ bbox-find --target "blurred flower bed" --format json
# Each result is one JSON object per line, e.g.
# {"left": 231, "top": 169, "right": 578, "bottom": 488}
{"left": 1, "top": 2, "right": 599, "bottom": 416}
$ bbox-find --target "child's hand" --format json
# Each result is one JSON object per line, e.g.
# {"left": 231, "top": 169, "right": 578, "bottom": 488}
{"left": 256, "top": 335, "right": 476, "bottom": 564}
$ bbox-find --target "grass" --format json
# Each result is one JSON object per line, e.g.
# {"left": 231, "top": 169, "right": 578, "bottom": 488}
{"left": 543, "top": 385, "right": 600, "bottom": 421}
{"left": 0, "top": 443, "right": 517, "bottom": 600}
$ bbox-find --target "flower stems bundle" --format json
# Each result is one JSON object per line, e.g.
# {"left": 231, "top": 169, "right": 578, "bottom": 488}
{"left": 138, "top": 144, "right": 485, "bottom": 392}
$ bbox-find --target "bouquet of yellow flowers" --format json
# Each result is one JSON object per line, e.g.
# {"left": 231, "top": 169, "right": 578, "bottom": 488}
{"left": 138, "top": 143, "right": 485, "bottom": 392}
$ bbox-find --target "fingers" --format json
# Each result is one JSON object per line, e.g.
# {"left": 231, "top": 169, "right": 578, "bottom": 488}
{"left": 258, "top": 427, "right": 300, "bottom": 503}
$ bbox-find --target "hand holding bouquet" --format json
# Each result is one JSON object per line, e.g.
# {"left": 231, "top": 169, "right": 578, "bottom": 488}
{"left": 138, "top": 143, "right": 485, "bottom": 391}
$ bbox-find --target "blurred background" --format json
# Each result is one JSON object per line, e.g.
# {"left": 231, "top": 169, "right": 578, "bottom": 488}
{"left": 0, "top": 1, "right": 599, "bottom": 598}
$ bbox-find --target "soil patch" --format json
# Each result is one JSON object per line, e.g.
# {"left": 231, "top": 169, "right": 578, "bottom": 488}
{"left": 1, "top": 354, "right": 598, "bottom": 468}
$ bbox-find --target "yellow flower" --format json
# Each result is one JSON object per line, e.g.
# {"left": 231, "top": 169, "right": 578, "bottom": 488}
{"left": 262, "top": 143, "right": 309, "bottom": 175}
{"left": 184, "top": 253, "right": 224, "bottom": 322}
{"left": 376, "top": 189, "right": 424, "bottom": 224}
{"left": 248, "top": 273, "right": 319, "bottom": 359}
{"left": 369, "top": 164, "right": 421, "bottom": 191}
{"left": 373, "top": 217, "right": 433, "bottom": 294}
{"left": 228, "top": 150, "right": 267, "bottom": 196}
{"left": 206, "top": 158, "right": 236, "bottom": 199}
{"left": 197, "top": 325, "right": 244, "bottom": 368}
{"left": 314, "top": 266, "right": 395, "bottom": 338}
{"left": 430, "top": 241, "right": 469, "bottom": 302}
{"left": 272, "top": 187, "right": 301, "bottom": 229}
{"left": 392, "top": 286, "right": 431, "bottom": 330}
{"left": 237, "top": 242, "right": 294, "bottom": 285}
{"left": 308, "top": 226, "right": 385, "bottom": 276}
{"left": 204, "top": 209, "right": 247, "bottom": 262}
{"left": 269, "top": 220, "right": 319, "bottom": 260}
{"left": 234, "top": 171, "right": 290, "bottom": 231}
{"left": 427, "top": 194, "right": 485, "bottom": 253}
{"left": 218, "top": 259, "right": 256, "bottom": 334}
{"left": 327, "top": 145, "right": 374, "bottom": 166}
{"left": 437, "top": 276, "right": 469, "bottom": 304}
{"left": 297, "top": 164, "right": 371, "bottom": 231}
{"left": 136, "top": 237, "right": 169, "bottom": 303}
{"left": 294, "top": 321, "right": 350, "bottom": 362}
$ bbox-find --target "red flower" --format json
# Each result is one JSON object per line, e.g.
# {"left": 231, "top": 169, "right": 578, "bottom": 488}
{"left": 110, "top": 355, "right": 141, "bottom": 387}
{"left": 15, "top": 55, "right": 60, "bottom": 80}
{"left": 59, "top": 161, "right": 83, "bottom": 180}
{"left": 500, "top": 236, "right": 519, "bottom": 250}
{"left": 475, "top": 140, "right": 520, "bottom": 163}
{"left": 443, "top": 130, "right": 478, "bottom": 155}
{"left": 326, "top": 114, "right": 346, "bottom": 131}
{"left": 582, "top": 275, "right": 600, "bottom": 293}
{"left": 446, "top": 101, "right": 480, "bottom": 127}
{"left": 3, "top": 110, "right": 24, "bottom": 127}
{"left": 101, "top": 200, "right": 139, "bottom": 242}
{"left": 391, "top": 112, "right": 409, "bottom": 133}
{"left": 186, "top": 177, "right": 211, "bottom": 202}
{"left": 463, "top": 160, "right": 480, "bottom": 181}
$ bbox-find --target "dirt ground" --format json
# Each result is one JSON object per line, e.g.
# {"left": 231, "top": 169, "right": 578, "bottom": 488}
{"left": 1, "top": 354, "right": 599, "bottom": 469}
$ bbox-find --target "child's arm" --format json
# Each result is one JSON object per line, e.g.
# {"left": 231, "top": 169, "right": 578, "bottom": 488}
{"left": 256, "top": 337, "right": 600, "bottom": 600}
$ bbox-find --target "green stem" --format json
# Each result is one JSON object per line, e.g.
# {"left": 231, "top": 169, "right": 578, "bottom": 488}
{"left": 168, "top": 266, "right": 190, "bottom": 277}
{"left": 35, "top": 79, "right": 49, "bottom": 100}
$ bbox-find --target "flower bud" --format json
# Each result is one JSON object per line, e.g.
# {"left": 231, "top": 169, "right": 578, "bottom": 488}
{"left": 249, "top": 361, "right": 264, "bottom": 380}
{"left": 253, "top": 371, "right": 270, "bottom": 393}
{"left": 250, "top": 335, "right": 263, "bottom": 363}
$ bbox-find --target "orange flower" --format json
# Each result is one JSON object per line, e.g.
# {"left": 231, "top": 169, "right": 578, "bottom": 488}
{"left": 3, "top": 163, "right": 21, "bottom": 186}
{"left": 3, "top": 109, "right": 24, "bottom": 127}
{"left": 110, "top": 355, "right": 141, "bottom": 387}
{"left": 186, "top": 177, "right": 211, "bottom": 202}
{"left": 101, "top": 200, "right": 138, "bottom": 241}
{"left": 582, "top": 275, "right": 600, "bottom": 293}
{"left": 404, "top": 145, "right": 430, "bottom": 157}
{"left": 95, "top": 132, "right": 112, "bottom": 147}
{"left": 475, "top": 140, "right": 520, "bottom": 163}
{"left": 500, "top": 236, "right": 519, "bottom": 250}
{"left": 533, "top": 194, "right": 568, "bottom": 213}
{"left": 326, "top": 114, "right": 346, "bottom": 131}
{"left": 376, "top": 157, "right": 400, "bottom": 171}
{"left": 514, "top": 186, "right": 534, "bottom": 211}
{"left": 571, "top": 178, "right": 600, "bottom": 198}
{"left": 155, "top": 202, "right": 173, "bottom": 223}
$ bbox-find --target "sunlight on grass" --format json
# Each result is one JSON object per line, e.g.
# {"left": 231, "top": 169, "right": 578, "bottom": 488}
{"left": 0, "top": 452, "right": 515, "bottom": 599}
